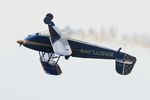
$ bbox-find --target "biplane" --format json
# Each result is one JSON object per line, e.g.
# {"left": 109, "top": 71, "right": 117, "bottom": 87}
{"left": 17, "top": 13, "right": 136, "bottom": 75}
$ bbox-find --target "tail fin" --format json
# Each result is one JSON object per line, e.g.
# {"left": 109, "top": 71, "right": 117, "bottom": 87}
{"left": 115, "top": 54, "right": 136, "bottom": 75}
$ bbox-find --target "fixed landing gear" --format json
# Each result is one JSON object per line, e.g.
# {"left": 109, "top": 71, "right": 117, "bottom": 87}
{"left": 39, "top": 51, "right": 62, "bottom": 75}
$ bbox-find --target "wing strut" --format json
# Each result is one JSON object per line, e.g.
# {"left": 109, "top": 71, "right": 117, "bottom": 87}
{"left": 39, "top": 51, "right": 62, "bottom": 75}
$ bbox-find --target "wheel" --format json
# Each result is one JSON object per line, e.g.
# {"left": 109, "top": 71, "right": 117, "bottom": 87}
{"left": 46, "top": 13, "right": 53, "bottom": 20}
{"left": 44, "top": 16, "right": 52, "bottom": 24}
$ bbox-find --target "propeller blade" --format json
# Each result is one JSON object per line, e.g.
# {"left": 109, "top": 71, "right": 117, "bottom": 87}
{"left": 17, "top": 40, "right": 23, "bottom": 47}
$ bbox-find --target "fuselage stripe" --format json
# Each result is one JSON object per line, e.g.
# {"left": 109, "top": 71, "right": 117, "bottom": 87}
{"left": 23, "top": 40, "right": 51, "bottom": 47}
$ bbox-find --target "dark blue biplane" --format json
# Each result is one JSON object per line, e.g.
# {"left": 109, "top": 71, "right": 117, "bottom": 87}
{"left": 17, "top": 13, "right": 136, "bottom": 75}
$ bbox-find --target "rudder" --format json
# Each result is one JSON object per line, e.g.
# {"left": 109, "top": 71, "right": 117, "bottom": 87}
{"left": 116, "top": 54, "right": 136, "bottom": 75}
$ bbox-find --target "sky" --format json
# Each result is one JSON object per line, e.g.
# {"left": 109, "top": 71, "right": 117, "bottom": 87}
{"left": 0, "top": 0, "right": 150, "bottom": 100}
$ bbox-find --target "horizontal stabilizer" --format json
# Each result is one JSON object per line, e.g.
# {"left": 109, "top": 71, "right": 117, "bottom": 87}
{"left": 116, "top": 54, "right": 136, "bottom": 75}
{"left": 40, "top": 60, "right": 62, "bottom": 75}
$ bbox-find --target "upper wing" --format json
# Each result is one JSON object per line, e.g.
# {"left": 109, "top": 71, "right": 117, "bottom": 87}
{"left": 44, "top": 13, "right": 72, "bottom": 56}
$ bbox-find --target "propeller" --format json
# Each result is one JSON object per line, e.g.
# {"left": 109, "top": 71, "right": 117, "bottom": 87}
{"left": 17, "top": 40, "right": 23, "bottom": 47}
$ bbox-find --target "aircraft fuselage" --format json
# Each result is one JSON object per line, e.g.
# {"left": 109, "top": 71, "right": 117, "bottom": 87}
{"left": 17, "top": 33, "right": 125, "bottom": 60}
